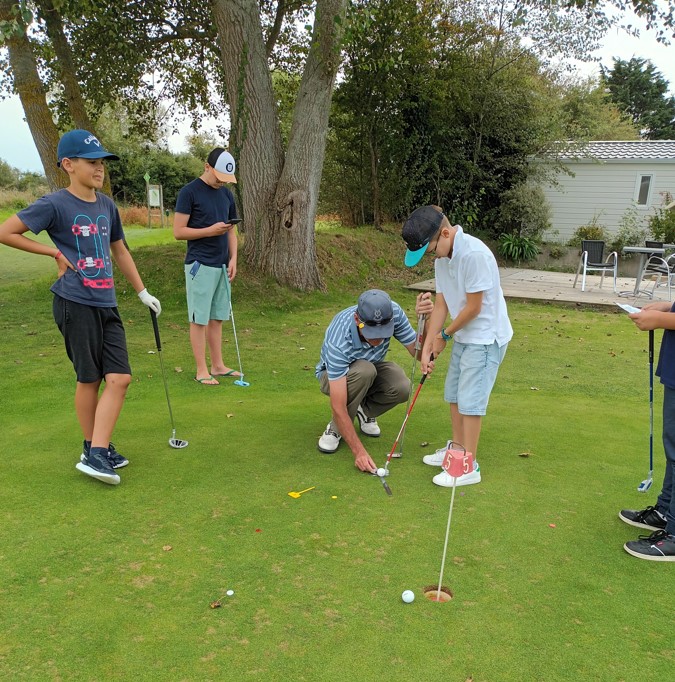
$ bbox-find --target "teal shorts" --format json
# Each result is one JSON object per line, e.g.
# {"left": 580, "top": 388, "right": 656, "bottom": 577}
{"left": 184, "top": 262, "right": 231, "bottom": 325}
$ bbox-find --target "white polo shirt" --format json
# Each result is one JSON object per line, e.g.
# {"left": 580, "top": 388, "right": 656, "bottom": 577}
{"left": 434, "top": 226, "right": 513, "bottom": 346}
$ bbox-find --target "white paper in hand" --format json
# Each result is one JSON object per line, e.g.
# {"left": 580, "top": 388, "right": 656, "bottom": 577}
{"left": 616, "top": 302, "right": 641, "bottom": 314}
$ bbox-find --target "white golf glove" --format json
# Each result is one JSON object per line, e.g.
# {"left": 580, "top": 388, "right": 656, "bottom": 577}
{"left": 138, "top": 288, "right": 161, "bottom": 315}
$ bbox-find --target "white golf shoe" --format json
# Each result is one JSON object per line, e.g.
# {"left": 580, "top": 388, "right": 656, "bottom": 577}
{"left": 432, "top": 461, "right": 481, "bottom": 488}
{"left": 356, "top": 406, "right": 380, "bottom": 437}
{"left": 318, "top": 423, "right": 341, "bottom": 453}
{"left": 422, "top": 446, "right": 448, "bottom": 466}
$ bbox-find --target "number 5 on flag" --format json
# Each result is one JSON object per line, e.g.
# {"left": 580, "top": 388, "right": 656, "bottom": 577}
{"left": 441, "top": 441, "right": 474, "bottom": 478}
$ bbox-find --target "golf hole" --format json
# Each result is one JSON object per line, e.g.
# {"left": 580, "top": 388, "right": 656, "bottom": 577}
{"left": 422, "top": 585, "right": 453, "bottom": 603}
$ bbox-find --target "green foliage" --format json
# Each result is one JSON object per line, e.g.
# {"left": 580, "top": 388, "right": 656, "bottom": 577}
{"left": 602, "top": 57, "right": 675, "bottom": 139}
{"left": 568, "top": 217, "right": 608, "bottom": 246}
{"left": 548, "top": 244, "right": 567, "bottom": 259}
{"left": 609, "top": 205, "right": 648, "bottom": 254}
{"left": 648, "top": 194, "right": 675, "bottom": 243}
{"left": 495, "top": 184, "right": 551, "bottom": 240}
{"left": 497, "top": 233, "right": 539, "bottom": 262}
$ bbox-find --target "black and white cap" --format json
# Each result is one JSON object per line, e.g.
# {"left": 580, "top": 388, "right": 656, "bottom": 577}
{"left": 207, "top": 147, "right": 237, "bottom": 184}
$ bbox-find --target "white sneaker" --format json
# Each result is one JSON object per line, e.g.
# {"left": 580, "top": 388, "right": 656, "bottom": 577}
{"left": 422, "top": 447, "right": 447, "bottom": 467}
{"left": 432, "top": 462, "right": 481, "bottom": 488}
{"left": 318, "top": 423, "right": 341, "bottom": 453}
{"left": 356, "top": 406, "right": 380, "bottom": 437}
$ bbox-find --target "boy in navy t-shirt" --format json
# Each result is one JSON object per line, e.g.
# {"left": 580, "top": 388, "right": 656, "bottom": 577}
{"left": 623, "top": 301, "right": 675, "bottom": 561}
{"left": 173, "top": 147, "right": 240, "bottom": 385}
{"left": 0, "top": 130, "right": 161, "bottom": 486}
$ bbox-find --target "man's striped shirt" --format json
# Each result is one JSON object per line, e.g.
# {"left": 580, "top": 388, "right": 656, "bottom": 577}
{"left": 315, "top": 302, "right": 416, "bottom": 381}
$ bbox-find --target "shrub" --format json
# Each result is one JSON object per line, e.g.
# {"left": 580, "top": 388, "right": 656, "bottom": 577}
{"left": 548, "top": 244, "right": 567, "bottom": 259}
{"left": 118, "top": 205, "right": 166, "bottom": 227}
{"left": 568, "top": 216, "right": 608, "bottom": 246}
{"left": 609, "top": 205, "right": 648, "bottom": 254}
{"left": 648, "top": 193, "right": 675, "bottom": 244}
{"left": 497, "top": 233, "right": 539, "bottom": 262}
{"left": 495, "top": 184, "right": 551, "bottom": 240}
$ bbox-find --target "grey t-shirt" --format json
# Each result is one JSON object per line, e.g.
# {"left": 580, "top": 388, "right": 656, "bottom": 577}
{"left": 18, "top": 189, "right": 125, "bottom": 307}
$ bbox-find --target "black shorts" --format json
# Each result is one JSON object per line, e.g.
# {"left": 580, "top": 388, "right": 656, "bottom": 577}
{"left": 53, "top": 295, "right": 132, "bottom": 383}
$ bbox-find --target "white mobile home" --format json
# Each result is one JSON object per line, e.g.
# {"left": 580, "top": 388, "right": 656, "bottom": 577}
{"left": 540, "top": 141, "right": 675, "bottom": 243}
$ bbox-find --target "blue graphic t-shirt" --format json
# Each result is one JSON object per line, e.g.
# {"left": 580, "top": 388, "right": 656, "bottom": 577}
{"left": 18, "top": 189, "right": 124, "bottom": 307}
{"left": 175, "top": 178, "right": 238, "bottom": 267}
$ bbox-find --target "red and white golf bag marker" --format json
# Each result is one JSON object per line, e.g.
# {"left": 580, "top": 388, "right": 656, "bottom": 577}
{"left": 442, "top": 443, "right": 474, "bottom": 478}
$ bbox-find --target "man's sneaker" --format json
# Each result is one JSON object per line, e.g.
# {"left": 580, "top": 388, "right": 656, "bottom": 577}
{"left": 356, "top": 406, "right": 380, "bottom": 437}
{"left": 76, "top": 446, "right": 120, "bottom": 485}
{"left": 81, "top": 441, "right": 129, "bottom": 469}
{"left": 618, "top": 505, "right": 667, "bottom": 531}
{"left": 432, "top": 461, "right": 481, "bottom": 488}
{"left": 318, "top": 424, "right": 341, "bottom": 453}
{"left": 422, "top": 447, "right": 447, "bottom": 467}
{"left": 624, "top": 530, "right": 675, "bottom": 562}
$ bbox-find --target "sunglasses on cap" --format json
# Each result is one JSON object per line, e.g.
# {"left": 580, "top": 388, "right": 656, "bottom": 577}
{"left": 358, "top": 316, "right": 393, "bottom": 328}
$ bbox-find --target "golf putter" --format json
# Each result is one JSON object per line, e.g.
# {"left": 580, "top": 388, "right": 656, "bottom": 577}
{"left": 229, "top": 302, "right": 250, "bottom": 387}
{"left": 150, "top": 310, "right": 188, "bottom": 449}
{"left": 391, "top": 313, "right": 426, "bottom": 458}
{"left": 638, "top": 330, "right": 654, "bottom": 492}
{"left": 377, "top": 354, "right": 434, "bottom": 496}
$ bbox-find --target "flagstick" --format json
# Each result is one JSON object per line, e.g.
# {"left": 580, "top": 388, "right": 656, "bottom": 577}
{"left": 436, "top": 477, "right": 457, "bottom": 601}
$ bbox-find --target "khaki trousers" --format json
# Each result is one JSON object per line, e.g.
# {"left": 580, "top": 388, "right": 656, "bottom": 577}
{"left": 319, "top": 360, "right": 411, "bottom": 431}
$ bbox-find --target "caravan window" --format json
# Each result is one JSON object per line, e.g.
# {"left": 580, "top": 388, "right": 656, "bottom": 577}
{"left": 635, "top": 175, "right": 653, "bottom": 206}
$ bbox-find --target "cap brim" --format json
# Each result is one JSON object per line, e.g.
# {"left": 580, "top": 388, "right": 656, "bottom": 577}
{"left": 360, "top": 319, "right": 395, "bottom": 339}
{"left": 57, "top": 151, "right": 119, "bottom": 167}
{"left": 404, "top": 244, "right": 428, "bottom": 267}
{"left": 213, "top": 170, "right": 237, "bottom": 183}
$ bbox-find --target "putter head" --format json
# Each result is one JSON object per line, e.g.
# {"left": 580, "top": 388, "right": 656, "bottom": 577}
{"left": 234, "top": 378, "right": 250, "bottom": 387}
{"left": 169, "top": 437, "right": 189, "bottom": 449}
{"left": 637, "top": 478, "right": 653, "bottom": 493}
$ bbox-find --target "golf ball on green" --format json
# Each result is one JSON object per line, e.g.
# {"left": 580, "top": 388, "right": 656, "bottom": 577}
{"left": 402, "top": 590, "right": 415, "bottom": 603}
{"left": 226, "top": 590, "right": 234, "bottom": 597}
{"left": 376, "top": 467, "right": 386, "bottom": 477}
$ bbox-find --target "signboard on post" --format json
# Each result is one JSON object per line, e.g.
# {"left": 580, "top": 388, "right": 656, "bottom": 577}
{"left": 144, "top": 177, "right": 164, "bottom": 228}
{"left": 148, "top": 185, "right": 161, "bottom": 208}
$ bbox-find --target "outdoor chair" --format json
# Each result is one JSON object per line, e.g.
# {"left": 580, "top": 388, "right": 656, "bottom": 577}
{"left": 640, "top": 240, "right": 673, "bottom": 300}
{"left": 573, "top": 240, "right": 618, "bottom": 292}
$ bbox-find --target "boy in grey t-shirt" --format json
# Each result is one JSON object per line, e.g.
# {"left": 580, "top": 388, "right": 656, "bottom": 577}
{"left": 0, "top": 129, "right": 161, "bottom": 486}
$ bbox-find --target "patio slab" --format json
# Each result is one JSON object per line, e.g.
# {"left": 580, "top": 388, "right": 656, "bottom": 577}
{"left": 406, "top": 268, "right": 672, "bottom": 309}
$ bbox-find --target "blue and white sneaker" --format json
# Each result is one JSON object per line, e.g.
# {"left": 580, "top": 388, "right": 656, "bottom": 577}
{"left": 76, "top": 446, "right": 120, "bottom": 485}
{"left": 81, "top": 441, "right": 129, "bottom": 469}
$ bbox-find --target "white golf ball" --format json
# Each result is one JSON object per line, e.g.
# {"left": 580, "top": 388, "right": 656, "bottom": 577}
{"left": 401, "top": 590, "right": 415, "bottom": 603}
{"left": 226, "top": 590, "right": 234, "bottom": 597}
{"left": 376, "top": 467, "right": 387, "bottom": 477}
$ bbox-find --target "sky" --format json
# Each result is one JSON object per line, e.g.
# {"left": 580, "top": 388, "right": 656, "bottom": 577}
{"left": 1, "top": 12, "right": 674, "bottom": 174}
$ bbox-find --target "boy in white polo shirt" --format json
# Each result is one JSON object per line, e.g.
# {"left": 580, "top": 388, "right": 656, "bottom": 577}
{"left": 402, "top": 205, "right": 513, "bottom": 487}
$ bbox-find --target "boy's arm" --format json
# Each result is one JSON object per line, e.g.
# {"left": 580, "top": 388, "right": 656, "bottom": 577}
{"left": 110, "top": 239, "right": 161, "bottom": 314}
{"left": 227, "top": 226, "right": 238, "bottom": 281}
{"left": 173, "top": 212, "right": 233, "bottom": 240}
{"left": 445, "top": 291, "right": 483, "bottom": 335}
{"left": 0, "top": 214, "right": 75, "bottom": 275}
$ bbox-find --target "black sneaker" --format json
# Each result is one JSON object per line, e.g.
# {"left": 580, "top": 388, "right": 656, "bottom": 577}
{"left": 618, "top": 505, "right": 667, "bottom": 531}
{"left": 76, "top": 446, "right": 120, "bottom": 485}
{"left": 624, "top": 530, "right": 675, "bottom": 562}
{"left": 81, "top": 441, "right": 129, "bottom": 469}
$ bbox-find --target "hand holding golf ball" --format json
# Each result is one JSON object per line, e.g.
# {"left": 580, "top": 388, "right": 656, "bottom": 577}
{"left": 401, "top": 590, "right": 415, "bottom": 603}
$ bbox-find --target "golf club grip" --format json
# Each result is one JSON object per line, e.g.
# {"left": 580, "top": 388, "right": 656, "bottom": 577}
{"left": 649, "top": 329, "right": 654, "bottom": 364}
{"left": 150, "top": 309, "right": 162, "bottom": 351}
{"left": 420, "top": 353, "right": 435, "bottom": 385}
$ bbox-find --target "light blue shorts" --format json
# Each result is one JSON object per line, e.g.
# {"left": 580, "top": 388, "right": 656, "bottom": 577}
{"left": 444, "top": 340, "right": 508, "bottom": 416}
{"left": 184, "top": 263, "right": 231, "bottom": 325}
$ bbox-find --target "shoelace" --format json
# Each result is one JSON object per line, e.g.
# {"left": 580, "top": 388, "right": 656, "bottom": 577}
{"left": 325, "top": 426, "right": 340, "bottom": 438}
{"left": 637, "top": 530, "right": 668, "bottom": 543}
{"left": 636, "top": 505, "right": 661, "bottom": 522}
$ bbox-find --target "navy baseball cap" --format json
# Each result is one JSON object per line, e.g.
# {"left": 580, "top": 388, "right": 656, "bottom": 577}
{"left": 402, "top": 205, "right": 445, "bottom": 267}
{"left": 357, "top": 289, "right": 395, "bottom": 339}
{"left": 57, "top": 129, "right": 119, "bottom": 167}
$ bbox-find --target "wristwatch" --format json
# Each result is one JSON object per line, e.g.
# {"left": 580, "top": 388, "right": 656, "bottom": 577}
{"left": 440, "top": 328, "right": 452, "bottom": 342}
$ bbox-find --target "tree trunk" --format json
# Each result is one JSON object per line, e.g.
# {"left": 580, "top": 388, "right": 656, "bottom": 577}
{"left": 211, "top": 0, "right": 346, "bottom": 290}
{"left": 36, "top": 0, "right": 112, "bottom": 195}
{"left": 0, "top": 1, "right": 65, "bottom": 190}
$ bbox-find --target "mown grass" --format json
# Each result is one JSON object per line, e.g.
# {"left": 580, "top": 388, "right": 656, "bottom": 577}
{"left": 0, "top": 225, "right": 670, "bottom": 682}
